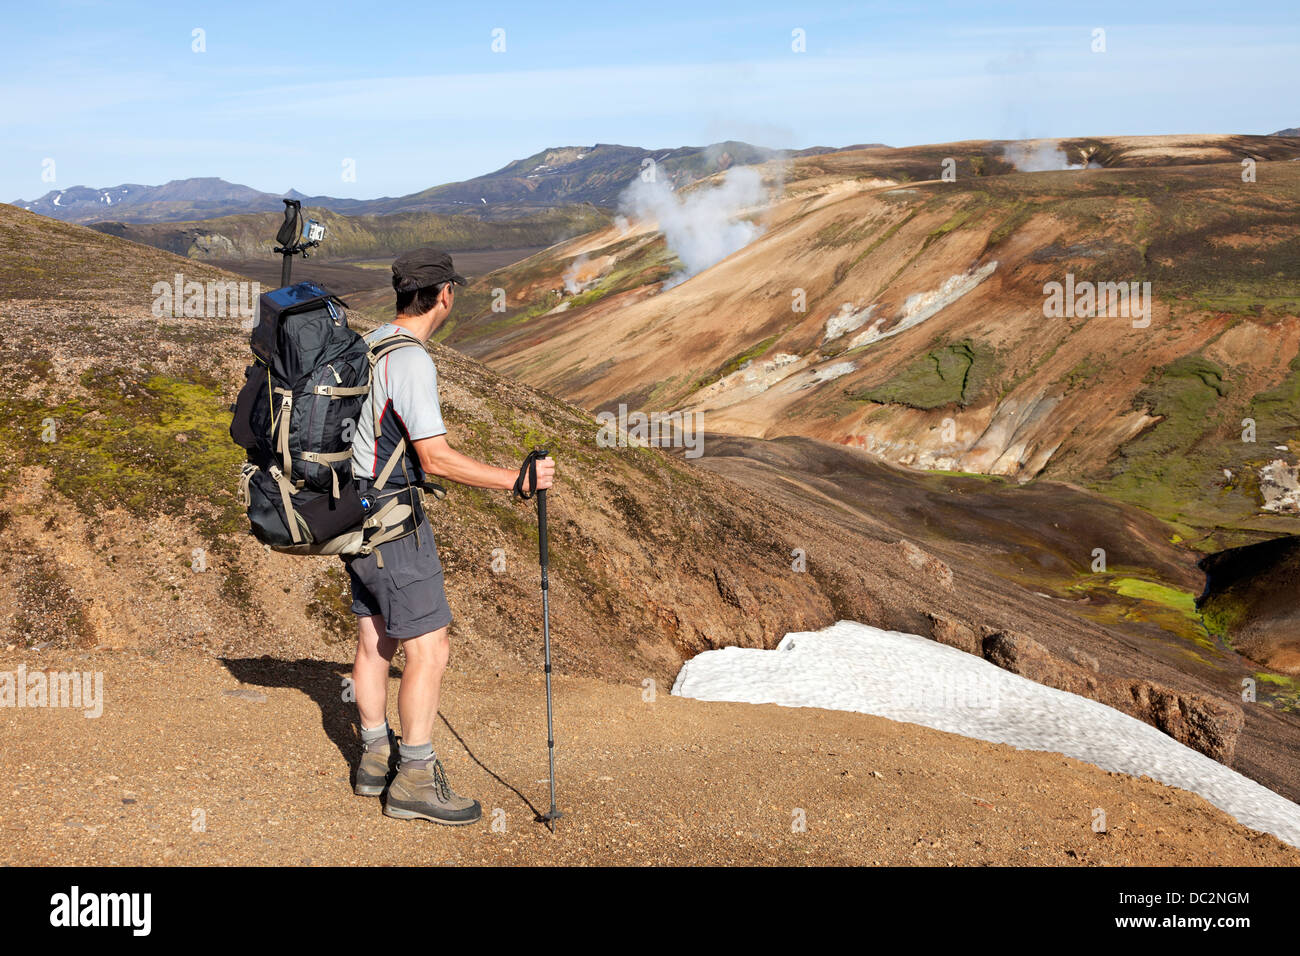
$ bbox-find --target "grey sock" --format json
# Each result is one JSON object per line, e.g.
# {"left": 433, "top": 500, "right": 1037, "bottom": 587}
{"left": 399, "top": 740, "right": 435, "bottom": 768}
{"left": 361, "top": 722, "right": 391, "bottom": 753}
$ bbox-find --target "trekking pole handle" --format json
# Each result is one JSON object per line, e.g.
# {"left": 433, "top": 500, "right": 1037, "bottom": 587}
{"left": 512, "top": 447, "right": 551, "bottom": 585}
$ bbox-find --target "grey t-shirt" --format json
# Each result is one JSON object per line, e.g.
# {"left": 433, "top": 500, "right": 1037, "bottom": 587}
{"left": 351, "top": 323, "right": 446, "bottom": 481}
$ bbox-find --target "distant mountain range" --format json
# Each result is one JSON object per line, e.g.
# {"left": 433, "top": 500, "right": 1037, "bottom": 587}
{"left": 9, "top": 141, "right": 883, "bottom": 225}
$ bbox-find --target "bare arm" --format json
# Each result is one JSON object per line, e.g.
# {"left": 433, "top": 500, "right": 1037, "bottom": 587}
{"left": 412, "top": 434, "right": 555, "bottom": 493}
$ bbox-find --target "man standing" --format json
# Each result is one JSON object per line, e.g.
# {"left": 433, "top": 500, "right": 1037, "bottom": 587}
{"left": 345, "top": 248, "right": 555, "bottom": 825}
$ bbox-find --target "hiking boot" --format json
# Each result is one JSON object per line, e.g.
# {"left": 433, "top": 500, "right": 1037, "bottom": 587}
{"left": 383, "top": 758, "right": 482, "bottom": 826}
{"left": 354, "top": 731, "right": 399, "bottom": 797}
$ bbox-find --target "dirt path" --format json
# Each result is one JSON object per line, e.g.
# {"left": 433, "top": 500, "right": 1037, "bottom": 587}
{"left": 0, "top": 649, "right": 1293, "bottom": 866}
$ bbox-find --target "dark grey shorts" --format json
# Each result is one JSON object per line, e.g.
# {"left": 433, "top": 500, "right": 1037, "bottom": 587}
{"left": 343, "top": 517, "right": 453, "bottom": 640}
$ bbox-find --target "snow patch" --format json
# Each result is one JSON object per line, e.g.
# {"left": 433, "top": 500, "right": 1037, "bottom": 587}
{"left": 848, "top": 262, "right": 997, "bottom": 349}
{"left": 673, "top": 620, "right": 1300, "bottom": 847}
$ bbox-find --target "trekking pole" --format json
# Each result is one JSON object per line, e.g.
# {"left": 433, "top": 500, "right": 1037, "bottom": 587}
{"left": 514, "top": 448, "right": 563, "bottom": 830}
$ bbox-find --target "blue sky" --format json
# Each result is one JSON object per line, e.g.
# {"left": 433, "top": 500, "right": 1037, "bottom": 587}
{"left": 4, "top": 0, "right": 1298, "bottom": 201}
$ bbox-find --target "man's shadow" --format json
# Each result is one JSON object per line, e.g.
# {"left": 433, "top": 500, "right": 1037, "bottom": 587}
{"left": 220, "top": 656, "right": 541, "bottom": 820}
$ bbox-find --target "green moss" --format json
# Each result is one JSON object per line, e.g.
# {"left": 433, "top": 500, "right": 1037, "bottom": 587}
{"left": 922, "top": 209, "right": 972, "bottom": 249}
{"left": 849, "top": 340, "right": 996, "bottom": 409}
{"left": 1111, "top": 577, "right": 1198, "bottom": 616}
{"left": 566, "top": 286, "right": 609, "bottom": 309}
{"left": 1190, "top": 293, "right": 1300, "bottom": 316}
{"left": 721, "top": 335, "right": 779, "bottom": 377}
{"left": 814, "top": 214, "right": 886, "bottom": 250}
{"left": 1256, "top": 672, "right": 1296, "bottom": 687}
{"left": 1094, "top": 355, "right": 1231, "bottom": 521}
{"left": 924, "top": 469, "right": 1008, "bottom": 482}
{"left": 813, "top": 216, "right": 856, "bottom": 248}
{"left": 1061, "top": 354, "right": 1107, "bottom": 392}
{"left": 826, "top": 209, "right": 917, "bottom": 292}
{"left": 430, "top": 317, "right": 457, "bottom": 344}
{"left": 1199, "top": 591, "right": 1250, "bottom": 639}
{"left": 11, "top": 369, "right": 244, "bottom": 541}
{"left": 447, "top": 236, "right": 676, "bottom": 351}
{"left": 1048, "top": 572, "right": 1219, "bottom": 651}
{"left": 1253, "top": 673, "right": 1300, "bottom": 713}
{"left": 1249, "top": 351, "right": 1300, "bottom": 437}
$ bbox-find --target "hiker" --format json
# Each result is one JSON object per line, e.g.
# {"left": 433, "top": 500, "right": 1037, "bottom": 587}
{"left": 346, "top": 248, "right": 555, "bottom": 825}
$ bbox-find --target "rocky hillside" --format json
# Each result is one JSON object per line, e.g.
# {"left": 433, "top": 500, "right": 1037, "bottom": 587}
{"left": 9, "top": 177, "right": 286, "bottom": 225}
{"left": 359, "top": 141, "right": 875, "bottom": 215}
{"left": 0, "top": 201, "right": 1106, "bottom": 685}
{"left": 433, "top": 135, "right": 1300, "bottom": 666}
{"left": 445, "top": 134, "right": 1300, "bottom": 548}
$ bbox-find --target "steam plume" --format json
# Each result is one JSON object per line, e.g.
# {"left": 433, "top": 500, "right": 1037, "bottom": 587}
{"left": 619, "top": 166, "right": 773, "bottom": 288}
{"left": 1002, "top": 140, "right": 1082, "bottom": 172}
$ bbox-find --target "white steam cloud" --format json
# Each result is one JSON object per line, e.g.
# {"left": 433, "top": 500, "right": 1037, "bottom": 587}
{"left": 563, "top": 254, "right": 591, "bottom": 294}
{"left": 1002, "top": 140, "right": 1082, "bottom": 172}
{"left": 619, "top": 166, "right": 773, "bottom": 289}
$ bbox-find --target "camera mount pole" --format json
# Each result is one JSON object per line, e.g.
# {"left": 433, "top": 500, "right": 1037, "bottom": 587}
{"left": 272, "top": 198, "right": 322, "bottom": 286}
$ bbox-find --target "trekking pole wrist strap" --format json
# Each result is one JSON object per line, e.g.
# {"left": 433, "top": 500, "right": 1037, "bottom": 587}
{"left": 513, "top": 448, "right": 549, "bottom": 500}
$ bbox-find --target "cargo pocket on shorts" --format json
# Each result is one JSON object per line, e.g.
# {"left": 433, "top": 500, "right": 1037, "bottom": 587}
{"left": 386, "top": 525, "right": 443, "bottom": 590}
{"left": 384, "top": 524, "right": 450, "bottom": 635}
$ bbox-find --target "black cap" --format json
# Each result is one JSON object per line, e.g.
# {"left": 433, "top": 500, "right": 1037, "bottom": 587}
{"left": 392, "top": 248, "right": 468, "bottom": 293}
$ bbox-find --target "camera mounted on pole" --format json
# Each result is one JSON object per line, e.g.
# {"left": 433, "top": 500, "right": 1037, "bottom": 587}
{"left": 274, "top": 198, "right": 327, "bottom": 286}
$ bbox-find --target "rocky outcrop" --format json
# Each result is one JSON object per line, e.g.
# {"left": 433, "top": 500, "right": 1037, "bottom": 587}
{"left": 899, "top": 540, "right": 953, "bottom": 590}
{"left": 926, "top": 613, "right": 980, "bottom": 655}
{"left": 979, "top": 628, "right": 1244, "bottom": 765}
{"left": 1119, "top": 682, "right": 1244, "bottom": 768}
{"left": 961, "top": 394, "right": 1062, "bottom": 477}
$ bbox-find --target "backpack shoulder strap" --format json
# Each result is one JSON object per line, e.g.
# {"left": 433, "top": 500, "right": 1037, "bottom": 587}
{"left": 367, "top": 330, "right": 425, "bottom": 362}
{"left": 364, "top": 330, "right": 430, "bottom": 489}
